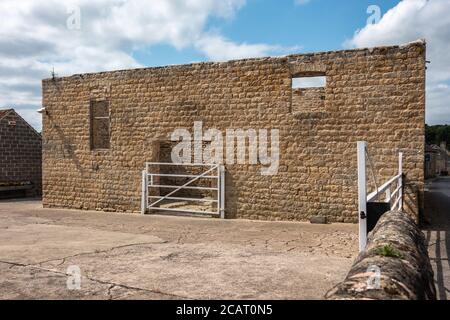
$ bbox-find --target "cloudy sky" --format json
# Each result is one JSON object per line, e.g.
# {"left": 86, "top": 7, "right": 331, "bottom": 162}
{"left": 0, "top": 0, "right": 449, "bottom": 130}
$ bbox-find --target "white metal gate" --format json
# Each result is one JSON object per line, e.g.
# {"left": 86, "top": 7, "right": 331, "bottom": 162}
{"left": 357, "top": 141, "right": 403, "bottom": 252}
{"left": 141, "top": 163, "right": 225, "bottom": 218}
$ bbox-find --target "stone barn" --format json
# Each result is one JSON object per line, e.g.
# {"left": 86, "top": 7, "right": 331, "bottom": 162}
{"left": 41, "top": 40, "right": 426, "bottom": 222}
{"left": 0, "top": 109, "right": 42, "bottom": 198}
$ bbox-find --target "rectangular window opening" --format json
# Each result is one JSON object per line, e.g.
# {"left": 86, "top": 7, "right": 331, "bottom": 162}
{"left": 292, "top": 75, "right": 326, "bottom": 89}
{"left": 90, "top": 100, "right": 110, "bottom": 150}
{"left": 291, "top": 73, "right": 326, "bottom": 113}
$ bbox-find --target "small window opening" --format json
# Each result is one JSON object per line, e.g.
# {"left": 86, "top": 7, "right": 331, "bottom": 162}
{"left": 90, "top": 100, "right": 110, "bottom": 150}
{"left": 292, "top": 75, "right": 326, "bottom": 89}
{"left": 291, "top": 73, "right": 326, "bottom": 113}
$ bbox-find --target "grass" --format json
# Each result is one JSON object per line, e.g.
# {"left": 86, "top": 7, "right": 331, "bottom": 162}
{"left": 375, "top": 244, "right": 403, "bottom": 258}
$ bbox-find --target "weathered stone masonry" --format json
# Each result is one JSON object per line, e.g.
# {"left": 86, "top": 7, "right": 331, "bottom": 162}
{"left": 42, "top": 41, "right": 426, "bottom": 222}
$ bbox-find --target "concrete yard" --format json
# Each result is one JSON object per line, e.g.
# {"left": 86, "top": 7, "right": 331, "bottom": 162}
{"left": 0, "top": 199, "right": 358, "bottom": 300}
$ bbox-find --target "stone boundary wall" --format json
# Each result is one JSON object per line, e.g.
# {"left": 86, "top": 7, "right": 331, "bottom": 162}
{"left": 326, "top": 210, "right": 436, "bottom": 300}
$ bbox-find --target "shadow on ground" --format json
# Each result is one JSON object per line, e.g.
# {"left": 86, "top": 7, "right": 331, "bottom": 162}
{"left": 422, "top": 177, "right": 450, "bottom": 300}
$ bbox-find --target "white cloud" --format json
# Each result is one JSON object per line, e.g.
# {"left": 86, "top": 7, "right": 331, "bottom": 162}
{"left": 345, "top": 0, "right": 450, "bottom": 125}
{"left": 195, "top": 34, "right": 301, "bottom": 61}
{"left": 0, "top": 0, "right": 297, "bottom": 130}
{"left": 427, "top": 82, "right": 450, "bottom": 124}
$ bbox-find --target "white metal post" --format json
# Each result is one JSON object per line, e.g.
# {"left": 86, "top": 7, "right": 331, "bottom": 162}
{"left": 146, "top": 163, "right": 151, "bottom": 210}
{"left": 145, "top": 169, "right": 153, "bottom": 210}
{"left": 217, "top": 166, "right": 220, "bottom": 216}
{"left": 385, "top": 188, "right": 391, "bottom": 206}
{"left": 220, "top": 165, "right": 225, "bottom": 219}
{"left": 398, "top": 152, "right": 403, "bottom": 211}
{"left": 357, "top": 141, "right": 367, "bottom": 252}
{"left": 141, "top": 169, "right": 147, "bottom": 215}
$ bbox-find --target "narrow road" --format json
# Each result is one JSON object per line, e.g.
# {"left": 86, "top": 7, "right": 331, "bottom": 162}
{"left": 423, "top": 176, "right": 450, "bottom": 300}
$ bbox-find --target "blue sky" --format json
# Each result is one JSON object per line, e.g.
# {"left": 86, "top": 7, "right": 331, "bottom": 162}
{"left": 134, "top": 0, "right": 402, "bottom": 67}
{"left": 0, "top": 0, "right": 449, "bottom": 129}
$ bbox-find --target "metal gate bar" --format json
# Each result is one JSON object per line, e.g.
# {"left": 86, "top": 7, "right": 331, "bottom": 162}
{"left": 150, "top": 185, "right": 219, "bottom": 191}
{"left": 141, "top": 163, "right": 225, "bottom": 218}
{"left": 148, "top": 196, "right": 218, "bottom": 203}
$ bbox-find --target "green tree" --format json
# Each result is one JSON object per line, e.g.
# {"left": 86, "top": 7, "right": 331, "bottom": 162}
{"left": 426, "top": 124, "right": 450, "bottom": 147}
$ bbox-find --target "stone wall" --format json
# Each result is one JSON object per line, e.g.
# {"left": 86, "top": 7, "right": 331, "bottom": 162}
{"left": 158, "top": 141, "right": 215, "bottom": 199}
{"left": 292, "top": 87, "right": 325, "bottom": 113}
{"left": 0, "top": 109, "right": 42, "bottom": 196}
{"left": 42, "top": 41, "right": 426, "bottom": 221}
{"left": 326, "top": 210, "right": 436, "bottom": 300}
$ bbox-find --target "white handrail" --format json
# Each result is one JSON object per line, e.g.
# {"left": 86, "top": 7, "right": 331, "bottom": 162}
{"left": 357, "top": 142, "right": 403, "bottom": 252}
{"left": 390, "top": 184, "right": 402, "bottom": 200}
{"left": 367, "top": 173, "right": 402, "bottom": 202}
{"left": 392, "top": 194, "right": 401, "bottom": 210}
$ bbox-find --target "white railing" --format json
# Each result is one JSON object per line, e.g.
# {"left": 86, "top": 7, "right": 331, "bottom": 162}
{"left": 141, "top": 162, "right": 225, "bottom": 218}
{"left": 357, "top": 141, "right": 403, "bottom": 251}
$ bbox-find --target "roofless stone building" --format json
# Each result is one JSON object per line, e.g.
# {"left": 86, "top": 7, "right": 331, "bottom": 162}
{"left": 42, "top": 40, "right": 426, "bottom": 222}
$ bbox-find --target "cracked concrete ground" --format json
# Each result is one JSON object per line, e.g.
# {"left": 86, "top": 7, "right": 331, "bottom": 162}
{"left": 0, "top": 199, "right": 358, "bottom": 300}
